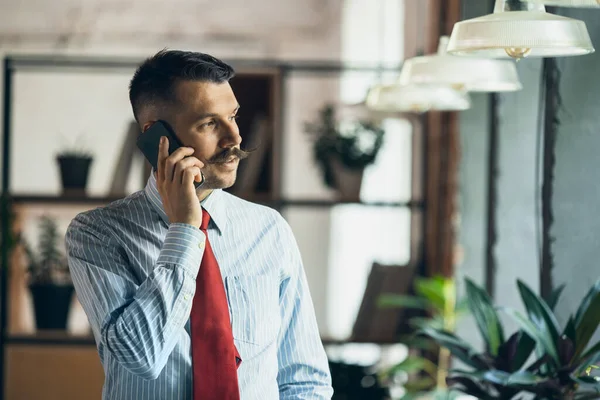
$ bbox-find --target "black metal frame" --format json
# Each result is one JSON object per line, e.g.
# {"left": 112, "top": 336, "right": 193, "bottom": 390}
{"left": 0, "top": 54, "right": 425, "bottom": 398}
{"left": 485, "top": 93, "right": 500, "bottom": 298}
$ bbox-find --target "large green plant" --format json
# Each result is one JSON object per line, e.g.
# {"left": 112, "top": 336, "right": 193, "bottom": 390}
{"left": 421, "top": 278, "right": 600, "bottom": 400}
{"left": 22, "top": 215, "right": 70, "bottom": 286}
{"left": 378, "top": 276, "right": 469, "bottom": 399}
{"left": 304, "top": 105, "right": 384, "bottom": 189}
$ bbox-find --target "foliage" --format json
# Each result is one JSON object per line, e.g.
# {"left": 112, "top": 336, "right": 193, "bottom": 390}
{"left": 420, "top": 278, "right": 600, "bottom": 400}
{"left": 378, "top": 276, "right": 470, "bottom": 399}
{"left": 304, "top": 104, "right": 384, "bottom": 189}
{"left": 56, "top": 134, "right": 94, "bottom": 159}
{"left": 22, "top": 215, "right": 70, "bottom": 286}
{"left": 57, "top": 149, "right": 93, "bottom": 159}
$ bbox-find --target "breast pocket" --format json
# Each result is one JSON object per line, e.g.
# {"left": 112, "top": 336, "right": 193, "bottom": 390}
{"left": 225, "top": 274, "right": 281, "bottom": 349}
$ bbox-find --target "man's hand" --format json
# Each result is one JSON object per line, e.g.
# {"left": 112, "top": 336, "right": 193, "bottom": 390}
{"left": 156, "top": 136, "right": 204, "bottom": 227}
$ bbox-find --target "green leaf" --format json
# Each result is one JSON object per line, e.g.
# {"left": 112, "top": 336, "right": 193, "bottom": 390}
{"left": 402, "top": 336, "right": 438, "bottom": 351}
{"left": 574, "top": 281, "right": 600, "bottom": 361}
{"left": 575, "top": 375, "right": 600, "bottom": 386}
{"left": 446, "top": 373, "right": 497, "bottom": 400}
{"left": 410, "top": 315, "right": 445, "bottom": 330}
{"left": 419, "top": 327, "right": 489, "bottom": 369}
{"left": 403, "top": 376, "right": 436, "bottom": 392}
{"left": 557, "top": 335, "right": 575, "bottom": 366}
{"left": 574, "top": 393, "right": 600, "bottom": 400}
{"left": 564, "top": 316, "right": 577, "bottom": 346}
{"left": 415, "top": 276, "right": 447, "bottom": 311}
{"left": 497, "top": 330, "right": 536, "bottom": 372}
{"left": 547, "top": 284, "right": 566, "bottom": 311}
{"left": 398, "top": 336, "right": 438, "bottom": 351}
{"left": 482, "top": 369, "right": 542, "bottom": 386}
{"left": 580, "top": 341, "right": 600, "bottom": 365}
{"left": 386, "top": 356, "right": 426, "bottom": 375}
{"left": 517, "top": 280, "right": 561, "bottom": 346}
{"left": 575, "top": 280, "right": 600, "bottom": 326}
{"left": 513, "top": 331, "right": 537, "bottom": 371}
{"left": 465, "top": 278, "right": 505, "bottom": 356}
{"left": 378, "top": 293, "right": 429, "bottom": 310}
{"left": 526, "top": 354, "right": 552, "bottom": 374}
{"left": 431, "top": 388, "right": 462, "bottom": 400}
{"left": 502, "top": 307, "right": 560, "bottom": 366}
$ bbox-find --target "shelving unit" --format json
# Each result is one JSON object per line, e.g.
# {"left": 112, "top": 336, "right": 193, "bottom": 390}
{"left": 9, "top": 194, "right": 420, "bottom": 208}
{"left": 1, "top": 54, "right": 419, "bottom": 398}
{"left": 6, "top": 332, "right": 95, "bottom": 347}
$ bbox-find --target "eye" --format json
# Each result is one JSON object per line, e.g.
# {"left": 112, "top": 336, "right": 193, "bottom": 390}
{"left": 200, "top": 120, "right": 216, "bottom": 129}
{"left": 229, "top": 114, "right": 239, "bottom": 122}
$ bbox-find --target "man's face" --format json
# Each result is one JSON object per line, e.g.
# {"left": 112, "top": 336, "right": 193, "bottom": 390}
{"left": 169, "top": 80, "right": 242, "bottom": 190}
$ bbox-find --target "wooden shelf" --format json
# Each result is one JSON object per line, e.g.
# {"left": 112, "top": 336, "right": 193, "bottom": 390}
{"left": 8, "top": 194, "right": 421, "bottom": 209}
{"left": 279, "top": 199, "right": 421, "bottom": 208}
{"left": 10, "top": 194, "right": 125, "bottom": 205}
{"left": 6, "top": 332, "right": 96, "bottom": 346}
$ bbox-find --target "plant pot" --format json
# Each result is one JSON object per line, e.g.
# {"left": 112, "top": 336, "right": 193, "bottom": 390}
{"left": 330, "top": 157, "right": 364, "bottom": 201}
{"left": 56, "top": 155, "right": 93, "bottom": 196}
{"left": 29, "top": 284, "right": 74, "bottom": 330}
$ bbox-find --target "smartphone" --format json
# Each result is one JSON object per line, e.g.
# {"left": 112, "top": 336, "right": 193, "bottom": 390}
{"left": 136, "top": 120, "right": 204, "bottom": 188}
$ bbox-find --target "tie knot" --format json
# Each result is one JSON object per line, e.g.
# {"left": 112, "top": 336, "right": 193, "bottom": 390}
{"left": 200, "top": 209, "right": 211, "bottom": 231}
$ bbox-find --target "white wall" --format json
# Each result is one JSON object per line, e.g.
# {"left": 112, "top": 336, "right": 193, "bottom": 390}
{"left": 550, "top": 8, "right": 600, "bottom": 345}
{"left": 455, "top": 0, "right": 542, "bottom": 350}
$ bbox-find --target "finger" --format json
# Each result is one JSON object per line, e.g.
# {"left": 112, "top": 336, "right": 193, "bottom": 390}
{"left": 165, "top": 147, "right": 195, "bottom": 182}
{"left": 174, "top": 157, "right": 205, "bottom": 184}
{"left": 183, "top": 167, "right": 202, "bottom": 190}
{"left": 157, "top": 136, "right": 169, "bottom": 182}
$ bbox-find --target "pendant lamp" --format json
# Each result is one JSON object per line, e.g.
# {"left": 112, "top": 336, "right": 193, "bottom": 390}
{"left": 542, "top": 0, "right": 599, "bottom": 6}
{"left": 399, "top": 36, "right": 523, "bottom": 92}
{"left": 365, "top": 83, "right": 471, "bottom": 113}
{"left": 447, "top": 0, "right": 595, "bottom": 59}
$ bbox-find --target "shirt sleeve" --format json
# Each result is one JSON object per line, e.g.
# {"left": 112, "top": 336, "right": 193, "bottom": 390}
{"left": 275, "top": 216, "right": 334, "bottom": 399}
{"left": 65, "top": 211, "right": 205, "bottom": 380}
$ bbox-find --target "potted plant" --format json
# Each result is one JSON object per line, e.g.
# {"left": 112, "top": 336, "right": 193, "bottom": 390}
{"left": 378, "top": 276, "right": 470, "bottom": 399}
{"left": 22, "top": 215, "right": 73, "bottom": 330}
{"left": 420, "top": 278, "right": 600, "bottom": 400}
{"left": 56, "top": 140, "right": 93, "bottom": 196}
{"left": 305, "top": 104, "right": 385, "bottom": 200}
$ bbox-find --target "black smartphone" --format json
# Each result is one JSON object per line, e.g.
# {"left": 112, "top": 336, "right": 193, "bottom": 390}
{"left": 136, "top": 120, "right": 204, "bottom": 188}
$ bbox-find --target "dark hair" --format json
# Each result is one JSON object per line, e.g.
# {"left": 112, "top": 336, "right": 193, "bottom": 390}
{"left": 129, "top": 49, "right": 235, "bottom": 123}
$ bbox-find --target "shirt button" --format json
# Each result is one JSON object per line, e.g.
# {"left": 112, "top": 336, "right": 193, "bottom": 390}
{"left": 198, "top": 241, "right": 204, "bottom": 249}
{"left": 184, "top": 294, "right": 190, "bottom": 300}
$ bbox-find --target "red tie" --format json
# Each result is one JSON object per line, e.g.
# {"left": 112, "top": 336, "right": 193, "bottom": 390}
{"left": 191, "top": 209, "right": 241, "bottom": 399}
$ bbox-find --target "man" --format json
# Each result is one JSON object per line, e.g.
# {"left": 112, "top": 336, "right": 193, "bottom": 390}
{"left": 65, "top": 50, "right": 333, "bottom": 400}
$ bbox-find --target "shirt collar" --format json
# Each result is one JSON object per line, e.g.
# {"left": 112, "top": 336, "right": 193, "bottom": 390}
{"left": 144, "top": 173, "right": 228, "bottom": 235}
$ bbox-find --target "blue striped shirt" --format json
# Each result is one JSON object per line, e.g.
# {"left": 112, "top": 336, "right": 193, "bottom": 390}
{"left": 65, "top": 173, "right": 333, "bottom": 399}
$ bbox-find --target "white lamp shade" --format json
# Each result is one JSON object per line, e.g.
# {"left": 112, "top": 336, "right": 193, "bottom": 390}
{"left": 365, "top": 83, "right": 471, "bottom": 113}
{"left": 399, "top": 36, "right": 523, "bottom": 92}
{"left": 543, "top": 0, "right": 599, "bottom": 6}
{"left": 447, "top": 0, "right": 595, "bottom": 59}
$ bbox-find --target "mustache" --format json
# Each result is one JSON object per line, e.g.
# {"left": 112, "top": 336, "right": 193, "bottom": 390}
{"left": 207, "top": 146, "right": 255, "bottom": 164}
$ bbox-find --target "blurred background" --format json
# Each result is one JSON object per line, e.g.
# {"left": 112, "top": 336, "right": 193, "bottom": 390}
{"left": 0, "top": 0, "right": 599, "bottom": 399}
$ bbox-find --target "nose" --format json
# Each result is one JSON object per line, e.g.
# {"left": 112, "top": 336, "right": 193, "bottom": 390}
{"left": 219, "top": 120, "right": 242, "bottom": 148}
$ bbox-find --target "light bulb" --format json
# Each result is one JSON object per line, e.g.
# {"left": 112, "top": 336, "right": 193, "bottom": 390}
{"left": 505, "top": 47, "right": 532, "bottom": 59}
